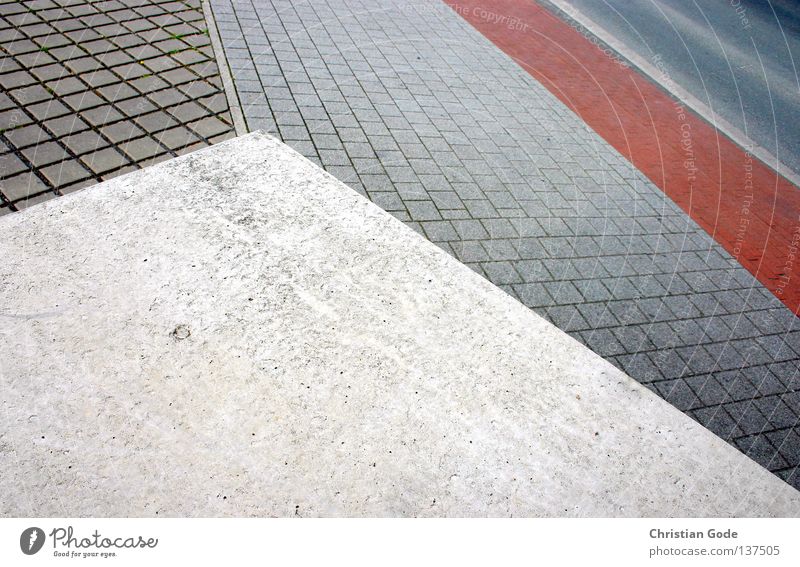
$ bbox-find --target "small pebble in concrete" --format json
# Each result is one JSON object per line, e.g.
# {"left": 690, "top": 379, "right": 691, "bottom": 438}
{"left": 171, "top": 324, "right": 191, "bottom": 340}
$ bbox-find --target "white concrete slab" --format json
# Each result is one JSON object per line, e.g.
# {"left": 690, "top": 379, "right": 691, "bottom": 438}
{"left": 1, "top": 132, "right": 798, "bottom": 517}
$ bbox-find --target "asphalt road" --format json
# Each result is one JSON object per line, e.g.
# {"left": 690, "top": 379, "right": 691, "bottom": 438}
{"left": 553, "top": 0, "right": 800, "bottom": 177}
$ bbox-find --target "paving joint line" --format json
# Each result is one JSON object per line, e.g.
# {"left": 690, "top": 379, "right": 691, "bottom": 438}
{"left": 202, "top": 0, "right": 246, "bottom": 135}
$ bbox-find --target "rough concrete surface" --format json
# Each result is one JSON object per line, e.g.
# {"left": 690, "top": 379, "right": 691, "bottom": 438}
{"left": 0, "top": 132, "right": 798, "bottom": 517}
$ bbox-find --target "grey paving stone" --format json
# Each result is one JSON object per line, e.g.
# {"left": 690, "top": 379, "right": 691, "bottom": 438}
{"left": 97, "top": 82, "right": 140, "bottom": 103}
{"left": 319, "top": 149, "right": 349, "bottom": 167}
{"left": 43, "top": 114, "right": 90, "bottom": 137}
{"left": 62, "top": 130, "right": 107, "bottom": 155}
{"left": 46, "top": 76, "right": 87, "bottom": 96}
{"left": 214, "top": 0, "right": 800, "bottom": 480}
{"left": 30, "top": 63, "right": 71, "bottom": 82}
{"left": 405, "top": 200, "right": 441, "bottom": 221}
{"left": 676, "top": 345, "right": 719, "bottom": 374}
{"left": 0, "top": 151, "right": 28, "bottom": 178}
{"left": 162, "top": 101, "right": 208, "bottom": 123}
{"left": 20, "top": 141, "right": 67, "bottom": 167}
{"left": 515, "top": 259, "right": 550, "bottom": 283}
{"left": 612, "top": 325, "right": 655, "bottom": 352}
{"left": 0, "top": 70, "right": 38, "bottom": 91}
{"left": 80, "top": 147, "right": 130, "bottom": 174}
{"left": 155, "top": 125, "right": 200, "bottom": 150}
{"left": 477, "top": 239, "right": 517, "bottom": 262}
{"left": 121, "top": 136, "right": 166, "bottom": 161}
{"left": 736, "top": 436, "right": 788, "bottom": 470}
{"left": 482, "top": 261, "right": 522, "bottom": 285}
{"left": 692, "top": 406, "right": 742, "bottom": 438}
{"left": 577, "top": 302, "right": 619, "bottom": 329}
{"left": 616, "top": 353, "right": 667, "bottom": 383}
{"left": 129, "top": 74, "right": 170, "bottom": 93}
{"left": 725, "top": 400, "right": 771, "bottom": 435}
{"left": 363, "top": 190, "right": 400, "bottom": 211}
{"left": 7, "top": 188, "right": 55, "bottom": 209}
{"left": 451, "top": 219, "right": 489, "bottom": 240}
{"left": 114, "top": 96, "right": 158, "bottom": 117}
{"left": 654, "top": 379, "right": 702, "bottom": 412}
{"left": 767, "top": 429, "right": 800, "bottom": 467}
{"left": 39, "top": 159, "right": 92, "bottom": 186}
{"left": 481, "top": 218, "right": 517, "bottom": 239}
{"left": 451, "top": 240, "right": 491, "bottom": 263}
{"left": 685, "top": 374, "right": 731, "bottom": 406}
{"left": 5, "top": 123, "right": 51, "bottom": 148}
{"left": 63, "top": 57, "right": 102, "bottom": 74}
{"left": 421, "top": 220, "right": 457, "bottom": 242}
{"left": 574, "top": 279, "right": 613, "bottom": 302}
{"left": 545, "top": 305, "right": 587, "bottom": 332}
{"left": 134, "top": 110, "right": 179, "bottom": 132}
{"left": 0, "top": 171, "right": 49, "bottom": 202}
{"left": 99, "top": 120, "right": 146, "bottom": 144}
{"left": 754, "top": 396, "right": 799, "bottom": 430}
{"left": 544, "top": 281, "right": 584, "bottom": 305}
{"left": 513, "top": 282, "right": 554, "bottom": 307}
{"left": 716, "top": 370, "right": 761, "bottom": 402}
{"left": 754, "top": 372, "right": 788, "bottom": 396}
{"left": 188, "top": 116, "right": 229, "bottom": 139}
{"left": 63, "top": 90, "right": 106, "bottom": 112}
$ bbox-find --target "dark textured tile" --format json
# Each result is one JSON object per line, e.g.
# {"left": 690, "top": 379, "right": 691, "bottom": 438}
{"left": 39, "top": 159, "right": 92, "bottom": 186}
{"left": 1, "top": 0, "right": 232, "bottom": 205}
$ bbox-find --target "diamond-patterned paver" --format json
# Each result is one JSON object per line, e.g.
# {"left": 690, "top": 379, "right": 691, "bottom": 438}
{"left": 212, "top": 0, "right": 800, "bottom": 489}
{"left": 0, "top": 0, "right": 236, "bottom": 211}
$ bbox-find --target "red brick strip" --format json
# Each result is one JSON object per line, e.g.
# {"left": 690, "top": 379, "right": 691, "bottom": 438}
{"left": 445, "top": 0, "right": 800, "bottom": 314}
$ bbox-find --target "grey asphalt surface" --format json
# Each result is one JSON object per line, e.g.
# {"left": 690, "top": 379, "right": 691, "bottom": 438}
{"left": 554, "top": 0, "right": 800, "bottom": 177}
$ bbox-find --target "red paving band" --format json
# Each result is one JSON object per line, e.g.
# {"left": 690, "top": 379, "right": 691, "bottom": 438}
{"left": 445, "top": 0, "right": 800, "bottom": 315}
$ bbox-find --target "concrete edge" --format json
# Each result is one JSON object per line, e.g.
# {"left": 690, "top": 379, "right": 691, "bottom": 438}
{"left": 545, "top": 0, "right": 800, "bottom": 190}
{"left": 244, "top": 130, "right": 800, "bottom": 505}
{"left": 2, "top": 131, "right": 798, "bottom": 515}
{"left": 203, "top": 0, "right": 248, "bottom": 136}
{"left": 0, "top": 133, "right": 259, "bottom": 223}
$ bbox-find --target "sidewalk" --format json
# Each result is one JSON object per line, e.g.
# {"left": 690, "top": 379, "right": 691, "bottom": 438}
{"left": 209, "top": 0, "right": 800, "bottom": 488}
{"left": 3, "top": 132, "right": 798, "bottom": 516}
{"left": 0, "top": 0, "right": 235, "bottom": 212}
